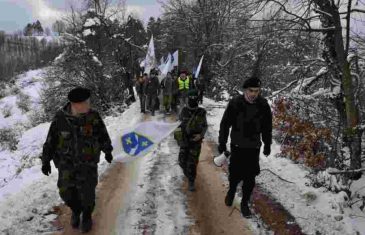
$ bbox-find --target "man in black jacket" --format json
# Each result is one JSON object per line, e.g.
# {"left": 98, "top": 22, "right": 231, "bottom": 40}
{"left": 218, "top": 76, "right": 272, "bottom": 218}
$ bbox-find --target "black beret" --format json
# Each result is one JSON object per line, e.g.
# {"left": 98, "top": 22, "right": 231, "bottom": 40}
{"left": 243, "top": 76, "right": 262, "bottom": 89}
{"left": 68, "top": 87, "right": 91, "bottom": 103}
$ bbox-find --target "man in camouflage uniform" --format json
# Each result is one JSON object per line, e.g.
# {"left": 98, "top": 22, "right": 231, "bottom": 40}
{"left": 218, "top": 76, "right": 272, "bottom": 218}
{"left": 178, "top": 89, "right": 207, "bottom": 191}
{"left": 41, "top": 87, "right": 113, "bottom": 233}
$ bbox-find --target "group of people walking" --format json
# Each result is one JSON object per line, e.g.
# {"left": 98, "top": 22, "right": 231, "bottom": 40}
{"left": 135, "top": 68, "right": 205, "bottom": 116}
{"left": 40, "top": 74, "right": 272, "bottom": 233}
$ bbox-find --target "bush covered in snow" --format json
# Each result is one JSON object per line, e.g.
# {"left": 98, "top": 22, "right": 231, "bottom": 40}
{"left": 2, "top": 104, "right": 12, "bottom": 118}
{"left": 16, "top": 92, "right": 31, "bottom": 113}
{"left": 0, "top": 128, "right": 19, "bottom": 151}
{"left": 10, "top": 86, "right": 20, "bottom": 96}
{"left": 41, "top": 10, "right": 138, "bottom": 116}
{"left": 28, "top": 108, "right": 48, "bottom": 127}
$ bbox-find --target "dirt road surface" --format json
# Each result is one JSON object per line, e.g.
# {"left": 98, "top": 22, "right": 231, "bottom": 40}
{"left": 53, "top": 113, "right": 254, "bottom": 234}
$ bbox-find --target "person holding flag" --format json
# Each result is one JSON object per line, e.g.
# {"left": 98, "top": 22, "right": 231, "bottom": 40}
{"left": 177, "top": 89, "right": 208, "bottom": 191}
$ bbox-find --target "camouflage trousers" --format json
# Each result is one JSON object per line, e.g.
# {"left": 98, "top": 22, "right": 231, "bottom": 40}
{"left": 57, "top": 164, "right": 98, "bottom": 212}
{"left": 178, "top": 143, "right": 202, "bottom": 182}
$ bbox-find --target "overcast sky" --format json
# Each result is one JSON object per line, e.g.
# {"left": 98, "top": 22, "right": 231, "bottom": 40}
{"left": 0, "top": 0, "right": 163, "bottom": 33}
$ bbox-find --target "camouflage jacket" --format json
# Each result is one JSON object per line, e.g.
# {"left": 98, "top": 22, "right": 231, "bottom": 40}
{"left": 41, "top": 103, "right": 113, "bottom": 168}
{"left": 179, "top": 106, "right": 208, "bottom": 144}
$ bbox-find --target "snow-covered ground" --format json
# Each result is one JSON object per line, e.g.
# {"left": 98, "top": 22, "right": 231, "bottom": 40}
{"left": 1, "top": 69, "right": 365, "bottom": 234}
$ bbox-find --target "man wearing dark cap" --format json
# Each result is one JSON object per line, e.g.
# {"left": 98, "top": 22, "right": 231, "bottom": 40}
{"left": 41, "top": 87, "right": 113, "bottom": 233}
{"left": 218, "top": 76, "right": 272, "bottom": 218}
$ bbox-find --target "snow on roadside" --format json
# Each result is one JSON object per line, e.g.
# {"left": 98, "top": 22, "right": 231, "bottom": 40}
{"left": 0, "top": 69, "right": 44, "bottom": 129}
{"left": 0, "top": 102, "right": 142, "bottom": 234}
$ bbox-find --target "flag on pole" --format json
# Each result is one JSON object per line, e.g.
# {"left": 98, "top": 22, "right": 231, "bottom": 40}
{"left": 195, "top": 55, "right": 204, "bottom": 79}
{"left": 171, "top": 50, "right": 178, "bottom": 67}
{"left": 144, "top": 35, "right": 157, "bottom": 75}
{"left": 161, "top": 53, "right": 172, "bottom": 77}
{"left": 112, "top": 121, "right": 180, "bottom": 162}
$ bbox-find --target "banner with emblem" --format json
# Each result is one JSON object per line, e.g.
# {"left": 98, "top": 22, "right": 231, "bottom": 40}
{"left": 112, "top": 121, "right": 180, "bottom": 162}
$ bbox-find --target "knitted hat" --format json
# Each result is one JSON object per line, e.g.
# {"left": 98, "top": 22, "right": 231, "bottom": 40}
{"left": 243, "top": 76, "right": 262, "bottom": 89}
{"left": 68, "top": 87, "right": 91, "bottom": 103}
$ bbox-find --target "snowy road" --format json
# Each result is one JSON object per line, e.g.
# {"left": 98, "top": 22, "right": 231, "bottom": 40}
{"left": 54, "top": 107, "right": 253, "bottom": 235}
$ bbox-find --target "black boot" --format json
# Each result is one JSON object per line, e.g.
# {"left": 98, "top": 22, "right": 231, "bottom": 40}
{"left": 240, "top": 201, "right": 252, "bottom": 218}
{"left": 70, "top": 209, "right": 81, "bottom": 228}
{"left": 225, "top": 191, "right": 235, "bottom": 207}
{"left": 81, "top": 210, "right": 92, "bottom": 233}
{"left": 188, "top": 180, "right": 196, "bottom": 192}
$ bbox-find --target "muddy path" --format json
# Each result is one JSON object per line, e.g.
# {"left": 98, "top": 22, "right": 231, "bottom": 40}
{"left": 53, "top": 161, "right": 134, "bottom": 235}
{"left": 186, "top": 141, "right": 254, "bottom": 235}
{"left": 52, "top": 111, "right": 303, "bottom": 235}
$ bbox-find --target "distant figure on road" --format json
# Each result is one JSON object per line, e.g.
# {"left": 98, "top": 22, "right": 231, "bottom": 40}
{"left": 136, "top": 74, "right": 147, "bottom": 113}
{"left": 41, "top": 87, "right": 113, "bottom": 233}
{"left": 177, "top": 89, "right": 207, "bottom": 191}
{"left": 177, "top": 70, "right": 190, "bottom": 113}
{"left": 195, "top": 75, "right": 205, "bottom": 104}
{"left": 145, "top": 69, "right": 160, "bottom": 116}
{"left": 218, "top": 76, "right": 272, "bottom": 218}
{"left": 160, "top": 72, "right": 174, "bottom": 114}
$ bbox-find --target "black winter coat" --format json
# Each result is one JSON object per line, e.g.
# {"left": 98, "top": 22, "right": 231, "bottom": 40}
{"left": 219, "top": 95, "right": 272, "bottom": 148}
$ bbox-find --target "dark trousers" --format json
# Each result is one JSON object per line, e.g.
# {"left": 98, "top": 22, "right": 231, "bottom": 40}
{"left": 178, "top": 144, "right": 202, "bottom": 182}
{"left": 198, "top": 90, "right": 204, "bottom": 104}
{"left": 228, "top": 146, "right": 260, "bottom": 204}
{"left": 146, "top": 94, "right": 157, "bottom": 113}
{"left": 57, "top": 165, "right": 98, "bottom": 213}
{"left": 138, "top": 94, "right": 146, "bottom": 112}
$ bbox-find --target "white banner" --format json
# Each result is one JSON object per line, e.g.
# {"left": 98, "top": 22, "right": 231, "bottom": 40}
{"left": 112, "top": 121, "right": 180, "bottom": 162}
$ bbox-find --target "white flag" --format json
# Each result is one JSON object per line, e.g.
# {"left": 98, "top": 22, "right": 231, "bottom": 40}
{"left": 161, "top": 53, "right": 172, "bottom": 77}
{"left": 144, "top": 35, "right": 157, "bottom": 75}
{"left": 158, "top": 56, "right": 167, "bottom": 72}
{"left": 195, "top": 55, "right": 204, "bottom": 79}
{"left": 139, "top": 58, "right": 145, "bottom": 68}
{"left": 112, "top": 121, "right": 180, "bottom": 162}
{"left": 171, "top": 50, "right": 178, "bottom": 67}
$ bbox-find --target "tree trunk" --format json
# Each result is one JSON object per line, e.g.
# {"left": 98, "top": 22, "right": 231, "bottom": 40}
{"left": 314, "top": 0, "right": 361, "bottom": 170}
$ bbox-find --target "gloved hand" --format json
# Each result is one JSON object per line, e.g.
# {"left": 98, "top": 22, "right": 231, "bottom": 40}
{"left": 105, "top": 153, "right": 113, "bottom": 163}
{"left": 41, "top": 162, "right": 51, "bottom": 176}
{"left": 263, "top": 145, "right": 271, "bottom": 156}
{"left": 218, "top": 143, "right": 227, "bottom": 154}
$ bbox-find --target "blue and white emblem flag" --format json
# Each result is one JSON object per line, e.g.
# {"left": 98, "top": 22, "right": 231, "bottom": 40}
{"left": 112, "top": 121, "right": 180, "bottom": 162}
